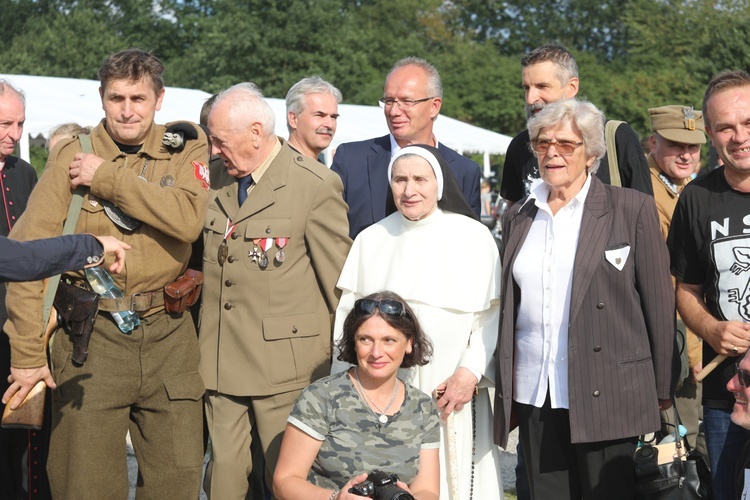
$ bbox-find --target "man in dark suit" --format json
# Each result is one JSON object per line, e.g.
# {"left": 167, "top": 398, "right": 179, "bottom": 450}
{"left": 200, "top": 82, "right": 351, "bottom": 498}
{"left": 331, "top": 57, "right": 482, "bottom": 238}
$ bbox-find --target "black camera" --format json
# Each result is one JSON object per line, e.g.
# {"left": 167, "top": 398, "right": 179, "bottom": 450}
{"left": 348, "top": 470, "right": 414, "bottom": 500}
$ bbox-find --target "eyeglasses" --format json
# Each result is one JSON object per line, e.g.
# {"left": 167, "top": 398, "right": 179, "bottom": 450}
{"left": 378, "top": 97, "right": 435, "bottom": 109}
{"left": 354, "top": 299, "right": 407, "bottom": 319}
{"left": 531, "top": 138, "right": 585, "bottom": 156}
{"left": 735, "top": 363, "right": 750, "bottom": 388}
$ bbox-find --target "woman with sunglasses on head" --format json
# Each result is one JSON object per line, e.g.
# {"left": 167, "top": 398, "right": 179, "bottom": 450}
{"left": 330, "top": 145, "right": 504, "bottom": 499}
{"left": 494, "top": 99, "right": 677, "bottom": 499}
{"left": 273, "top": 291, "right": 439, "bottom": 500}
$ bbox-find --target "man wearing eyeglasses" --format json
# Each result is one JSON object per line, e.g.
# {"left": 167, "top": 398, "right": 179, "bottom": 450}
{"left": 668, "top": 70, "right": 750, "bottom": 500}
{"left": 331, "top": 56, "right": 482, "bottom": 238}
{"left": 500, "top": 45, "right": 652, "bottom": 205}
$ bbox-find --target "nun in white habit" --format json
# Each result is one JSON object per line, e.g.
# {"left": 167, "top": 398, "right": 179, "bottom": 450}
{"left": 331, "top": 145, "right": 503, "bottom": 499}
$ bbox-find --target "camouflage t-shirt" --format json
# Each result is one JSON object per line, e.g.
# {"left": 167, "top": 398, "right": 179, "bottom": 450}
{"left": 288, "top": 370, "right": 440, "bottom": 489}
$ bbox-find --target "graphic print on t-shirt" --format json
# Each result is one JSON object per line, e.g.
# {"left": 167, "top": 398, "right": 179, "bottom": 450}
{"left": 712, "top": 234, "right": 750, "bottom": 322}
{"left": 523, "top": 166, "right": 540, "bottom": 197}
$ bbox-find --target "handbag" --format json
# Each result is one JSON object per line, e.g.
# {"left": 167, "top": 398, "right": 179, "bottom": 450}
{"left": 634, "top": 408, "right": 712, "bottom": 499}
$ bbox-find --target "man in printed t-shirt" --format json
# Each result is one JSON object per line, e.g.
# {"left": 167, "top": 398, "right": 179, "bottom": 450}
{"left": 668, "top": 69, "right": 750, "bottom": 500}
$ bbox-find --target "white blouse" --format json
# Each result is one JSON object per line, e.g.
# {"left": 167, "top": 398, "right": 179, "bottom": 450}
{"left": 512, "top": 174, "right": 592, "bottom": 409}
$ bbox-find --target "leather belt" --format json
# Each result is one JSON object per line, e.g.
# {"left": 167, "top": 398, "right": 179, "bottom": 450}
{"left": 97, "top": 290, "right": 164, "bottom": 312}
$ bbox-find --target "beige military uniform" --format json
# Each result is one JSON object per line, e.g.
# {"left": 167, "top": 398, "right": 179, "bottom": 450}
{"left": 199, "top": 139, "right": 351, "bottom": 498}
{"left": 5, "top": 120, "right": 210, "bottom": 498}
{"left": 650, "top": 155, "right": 704, "bottom": 454}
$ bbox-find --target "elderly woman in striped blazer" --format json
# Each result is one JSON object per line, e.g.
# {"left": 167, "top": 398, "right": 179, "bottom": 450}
{"left": 494, "top": 98, "right": 678, "bottom": 500}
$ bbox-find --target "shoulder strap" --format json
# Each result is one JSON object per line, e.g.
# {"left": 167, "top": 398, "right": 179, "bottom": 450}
{"left": 78, "top": 133, "right": 93, "bottom": 154}
{"left": 605, "top": 120, "right": 625, "bottom": 187}
{"left": 41, "top": 135, "right": 92, "bottom": 333}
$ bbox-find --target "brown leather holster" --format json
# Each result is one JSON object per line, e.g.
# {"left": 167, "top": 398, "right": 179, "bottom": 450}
{"left": 53, "top": 281, "right": 99, "bottom": 365}
{"left": 163, "top": 269, "right": 204, "bottom": 314}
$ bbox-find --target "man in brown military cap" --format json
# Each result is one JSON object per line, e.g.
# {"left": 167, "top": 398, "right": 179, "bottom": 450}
{"left": 649, "top": 104, "right": 706, "bottom": 232}
{"left": 648, "top": 104, "right": 707, "bottom": 455}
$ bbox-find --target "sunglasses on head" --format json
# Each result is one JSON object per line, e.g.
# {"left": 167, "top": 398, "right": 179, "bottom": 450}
{"left": 353, "top": 299, "right": 407, "bottom": 319}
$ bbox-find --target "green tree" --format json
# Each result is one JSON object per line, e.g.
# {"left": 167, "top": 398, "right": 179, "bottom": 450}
{"left": 438, "top": 43, "right": 524, "bottom": 135}
{"left": 0, "top": 0, "right": 183, "bottom": 80}
{"left": 444, "top": 0, "right": 630, "bottom": 61}
{"left": 167, "top": 0, "right": 445, "bottom": 101}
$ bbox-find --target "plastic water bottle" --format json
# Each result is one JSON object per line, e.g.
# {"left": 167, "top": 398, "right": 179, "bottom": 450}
{"left": 658, "top": 424, "right": 688, "bottom": 445}
{"left": 85, "top": 267, "right": 140, "bottom": 333}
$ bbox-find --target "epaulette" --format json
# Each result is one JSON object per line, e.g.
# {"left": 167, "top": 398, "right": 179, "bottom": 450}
{"left": 163, "top": 121, "right": 205, "bottom": 152}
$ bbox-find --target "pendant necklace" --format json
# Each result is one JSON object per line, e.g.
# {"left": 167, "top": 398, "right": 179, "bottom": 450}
{"left": 354, "top": 367, "right": 398, "bottom": 425}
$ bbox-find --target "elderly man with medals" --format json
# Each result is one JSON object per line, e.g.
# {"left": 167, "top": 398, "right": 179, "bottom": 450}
{"left": 199, "top": 82, "right": 351, "bottom": 499}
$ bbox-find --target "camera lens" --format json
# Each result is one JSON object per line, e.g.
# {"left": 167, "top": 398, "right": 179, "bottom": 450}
{"left": 373, "top": 485, "right": 414, "bottom": 500}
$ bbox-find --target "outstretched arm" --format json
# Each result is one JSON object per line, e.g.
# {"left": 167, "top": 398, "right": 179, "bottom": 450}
{"left": 0, "top": 234, "right": 130, "bottom": 282}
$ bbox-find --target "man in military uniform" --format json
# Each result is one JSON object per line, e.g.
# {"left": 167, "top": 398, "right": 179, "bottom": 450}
{"left": 285, "top": 76, "right": 341, "bottom": 161}
{"left": 1, "top": 49, "right": 210, "bottom": 498}
{"left": 200, "top": 82, "right": 351, "bottom": 498}
{"left": 648, "top": 104, "right": 707, "bottom": 456}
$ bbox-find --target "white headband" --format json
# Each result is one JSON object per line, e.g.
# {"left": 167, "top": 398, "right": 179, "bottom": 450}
{"left": 387, "top": 146, "right": 444, "bottom": 200}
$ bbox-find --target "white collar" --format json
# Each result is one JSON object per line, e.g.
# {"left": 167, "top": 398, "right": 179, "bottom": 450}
{"left": 388, "top": 134, "right": 440, "bottom": 157}
{"left": 520, "top": 174, "right": 593, "bottom": 212}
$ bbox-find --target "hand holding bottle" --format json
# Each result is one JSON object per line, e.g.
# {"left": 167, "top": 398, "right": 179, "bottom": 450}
{"left": 88, "top": 235, "right": 131, "bottom": 274}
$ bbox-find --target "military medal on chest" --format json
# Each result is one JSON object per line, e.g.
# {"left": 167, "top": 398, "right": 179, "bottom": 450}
{"left": 275, "top": 237, "right": 288, "bottom": 263}
{"left": 250, "top": 238, "right": 263, "bottom": 265}
{"left": 219, "top": 220, "right": 235, "bottom": 266}
{"left": 218, "top": 241, "right": 229, "bottom": 266}
{"left": 258, "top": 238, "right": 273, "bottom": 268}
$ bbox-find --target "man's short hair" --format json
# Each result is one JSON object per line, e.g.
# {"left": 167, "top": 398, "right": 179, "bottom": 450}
{"left": 0, "top": 79, "right": 26, "bottom": 106}
{"left": 214, "top": 82, "right": 276, "bottom": 137}
{"left": 386, "top": 57, "right": 443, "bottom": 98}
{"left": 286, "top": 76, "right": 342, "bottom": 116}
{"left": 200, "top": 94, "right": 219, "bottom": 127}
{"left": 702, "top": 70, "right": 750, "bottom": 131}
{"left": 521, "top": 45, "right": 579, "bottom": 87}
{"left": 98, "top": 48, "right": 165, "bottom": 95}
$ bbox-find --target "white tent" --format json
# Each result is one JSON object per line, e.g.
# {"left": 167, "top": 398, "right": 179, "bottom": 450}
{"left": 2, "top": 74, "right": 512, "bottom": 176}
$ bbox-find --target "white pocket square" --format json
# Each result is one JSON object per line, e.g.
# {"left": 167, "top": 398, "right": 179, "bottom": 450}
{"left": 605, "top": 245, "right": 630, "bottom": 271}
